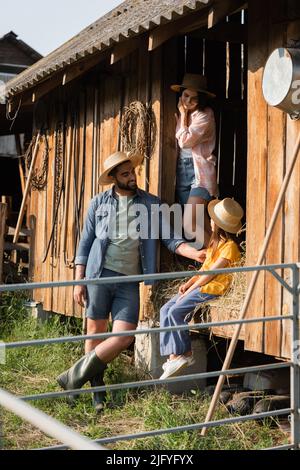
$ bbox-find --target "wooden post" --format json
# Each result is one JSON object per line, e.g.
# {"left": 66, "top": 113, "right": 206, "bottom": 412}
{"left": 0, "top": 203, "right": 7, "bottom": 283}
{"left": 15, "top": 134, "right": 25, "bottom": 195}
{"left": 13, "top": 133, "right": 40, "bottom": 244}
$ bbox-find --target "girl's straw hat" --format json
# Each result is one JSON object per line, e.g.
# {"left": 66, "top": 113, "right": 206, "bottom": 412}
{"left": 170, "top": 73, "right": 216, "bottom": 98}
{"left": 208, "top": 198, "right": 244, "bottom": 234}
{"left": 98, "top": 151, "right": 144, "bottom": 185}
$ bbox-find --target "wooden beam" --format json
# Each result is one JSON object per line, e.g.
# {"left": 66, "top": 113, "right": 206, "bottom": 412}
{"left": 189, "top": 22, "right": 247, "bottom": 44}
{"left": 110, "top": 37, "right": 141, "bottom": 64}
{"left": 0, "top": 203, "right": 7, "bottom": 283}
{"left": 13, "top": 133, "right": 40, "bottom": 244}
{"left": 208, "top": 0, "right": 247, "bottom": 29}
{"left": 62, "top": 50, "right": 110, "bottom": 85}
{"left": 8, "top": 50, "right": 110, "bottom": 107}
{"left": 148, "top": 5, "right": 210, "bottom": 51}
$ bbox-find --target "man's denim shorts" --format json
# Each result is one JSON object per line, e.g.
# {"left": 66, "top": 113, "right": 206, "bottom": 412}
{"left": 85, "top": 268, "right": 140, "bottom": 324}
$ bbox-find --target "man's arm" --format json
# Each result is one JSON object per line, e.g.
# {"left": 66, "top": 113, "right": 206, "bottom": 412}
{"left": 175, "top": 243, "right": 207, "bottom": 263}
{"left": 73, "top": 197, "right": 98, "bottom": 307}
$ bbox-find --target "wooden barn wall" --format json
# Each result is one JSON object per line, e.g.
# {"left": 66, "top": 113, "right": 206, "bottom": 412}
{"left": 245, "top": 0, "right": 300, "bottom": 359}
{"left": 29, "top": 40, "right": 162, "bottom": 318}
{"left": 28, "top": 16, "right": 248, "bottom": 323}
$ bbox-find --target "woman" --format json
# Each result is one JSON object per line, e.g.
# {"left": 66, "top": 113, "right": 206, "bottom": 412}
{"left": 159, "top": 198, "right": 244, "bottom": 380}
{"left": 171, "top": 73, "right": 218, "bottom": 247}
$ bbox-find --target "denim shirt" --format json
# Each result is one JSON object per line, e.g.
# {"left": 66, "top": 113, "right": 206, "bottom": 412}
{"left": 75, "top": 187, "right": 185, "bottom": 285}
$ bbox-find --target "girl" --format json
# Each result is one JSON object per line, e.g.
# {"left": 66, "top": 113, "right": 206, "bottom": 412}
{"left": 159, "top": 198, "right": 244, "bottom": 380}
{"left": 171, "top": 73, "right": 218, "bottom": 247}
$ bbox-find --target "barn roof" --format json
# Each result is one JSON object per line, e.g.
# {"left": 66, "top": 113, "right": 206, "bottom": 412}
{"left": 0, "top": 31, "right": 43, "bottom": 65}
{"left": 4, "top": 0, "right": 208, "bottom": 98}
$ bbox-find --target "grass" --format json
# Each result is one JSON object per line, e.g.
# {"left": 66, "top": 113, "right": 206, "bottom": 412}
{"left": 0, "top": 293, "right": 289, "bottom": 450}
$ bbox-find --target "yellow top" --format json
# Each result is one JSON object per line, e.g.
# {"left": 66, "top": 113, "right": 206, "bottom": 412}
{"left": 197, "top": 239, "right": 241, "bottom": 296}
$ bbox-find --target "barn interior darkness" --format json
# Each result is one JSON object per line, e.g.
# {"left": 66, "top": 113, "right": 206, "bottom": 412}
{"left": 176, "top": 10, "right": 248, "bottom": 213}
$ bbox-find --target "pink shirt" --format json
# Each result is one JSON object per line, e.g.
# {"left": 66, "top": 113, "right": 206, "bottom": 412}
{"left": 176, "top": 107, "right": 218, "bottom": 197}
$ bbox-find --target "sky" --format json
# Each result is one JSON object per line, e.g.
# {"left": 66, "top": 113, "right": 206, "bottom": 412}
{"left": 0, "top": 0, "right": 124, "bottom": 56}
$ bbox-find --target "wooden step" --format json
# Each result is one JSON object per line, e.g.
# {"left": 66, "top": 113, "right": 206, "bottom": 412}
{"left": 7, "top": 226, "right": 31, "bottom": 237}
{"left": 4, "top": 241, "right": 29, "bottom": 251}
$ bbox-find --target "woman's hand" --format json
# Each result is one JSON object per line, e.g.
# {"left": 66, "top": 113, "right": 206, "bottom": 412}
{"left": 178, "top": 97, "right": 187, "bottom": 116}
{"left": 178, "top": 283, "right": 188, "bottom": 295}
{"left": 74, "top": 285, "right": 87, "bottom": 308}
{"left": 177, "top": 280, "right": 201, "bottom": 302}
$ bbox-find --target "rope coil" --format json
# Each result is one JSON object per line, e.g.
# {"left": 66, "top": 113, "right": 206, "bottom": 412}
{"left": 120, "top": 101, "right": 156, "bottom": 159}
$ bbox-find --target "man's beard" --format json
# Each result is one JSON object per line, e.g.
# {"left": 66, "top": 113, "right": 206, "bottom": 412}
{"left": 116, "top": 179, "right": 137, "bottom": 191}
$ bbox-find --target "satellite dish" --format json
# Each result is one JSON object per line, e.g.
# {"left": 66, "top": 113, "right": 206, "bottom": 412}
{"left": 262, "top": 48, "right": 300, "bottom": 120}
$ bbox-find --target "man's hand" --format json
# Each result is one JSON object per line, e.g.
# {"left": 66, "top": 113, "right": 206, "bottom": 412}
{"left": 74, "top": 285, "right": 87, "bottom": 308}
{"left": 193, "top": 249, "right": 207, "bottom": 263}
{"left": 175, "top": 243, "right": 207, "bottom": 263}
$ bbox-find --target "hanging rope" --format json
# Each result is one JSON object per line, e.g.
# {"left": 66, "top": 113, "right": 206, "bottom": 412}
{"left": 120, "top": 101, "right": 156, "bottom": 159}
{"left": 42, "top": 122, "right": 64, "bottom": 264}
{"left": 25, "top": 132, "right": 49, "bottom": 191}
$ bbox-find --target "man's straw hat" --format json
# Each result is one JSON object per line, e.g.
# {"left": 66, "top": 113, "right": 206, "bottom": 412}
{"left": 171, "top": 73, "right": 216, "bottom": 98}
{"left": 208, "top": 198, "right": 244, "bottom": 234}
{"left": 98, "top": 151, "right": 144, "bottom": 185}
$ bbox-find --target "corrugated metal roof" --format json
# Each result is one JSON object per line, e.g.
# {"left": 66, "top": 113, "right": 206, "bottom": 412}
{"left": 5, "top": 0, "right": 208, "bottom": 98}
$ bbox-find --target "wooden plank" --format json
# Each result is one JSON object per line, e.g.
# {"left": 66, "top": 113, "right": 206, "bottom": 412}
{"left": 228, "top": 13, "right": 242, "bottom": 100}
{"left": 65, "top": 104, "right": 77, "bottom": 317}
{"left": 110, "top": 36, "right": 141, "bottom": 65}
{"left": 281, "top": 19, "right": 300, "bottom": 359}
{"left": 140, "top": 46, "right": 163, "bottom": 321}
{"left": 136, "top": 37, "right": 150, "bottom": 190}
{"left": 0, "top": 203, "right": 7, "bottom": 283}
{"left": 15, "top": 135, "right": 25, "bottom": 195}
{"left": 9, "top": 50, "right": 110, "bottom": 107}
{"left": 148, "top": 8, "right": 209, "bottom": 52}
{"left": 159, "top": 38, "right": 179, "bottom": 271}
{"left": 35, "top": 140, "right": 46, "bottom": 307}
{"left": 43, "top": 117, "right": 55, "bottom": 313}
{"left": 4, "top": 242, "right": 29, "bottom": 251}
{"left": 208, "top": 0, "right": 247, "bottom": 29}
{"left": 244, "top": 0, "right": 269, "bottom": 353}
{"left": 264, "top": 18, "right": 286, "bottom": 358}
{"left": 149, "top": 48, "right": 162, "bottom": 198}
{"left": 7, "top": 226, "right": 30, "bottom": 236}
{"left": 161, "top": 38, "right": 178, "bottom": 206}
{"left": 210, "top": 306, "right": 245, "bottom": 340}
{"left": 13, "top": 133, "right": 40, "bottom": 244}
{"left": 31, "top": 132, "right": 45, "bottom": 305}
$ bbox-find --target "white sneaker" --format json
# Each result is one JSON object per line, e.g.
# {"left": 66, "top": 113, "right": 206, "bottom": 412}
{"left": 159, "top": 355, "right": 194, "bottom": 380}
{"left": 186, "top": 355, "right": 195, "bottom": 366}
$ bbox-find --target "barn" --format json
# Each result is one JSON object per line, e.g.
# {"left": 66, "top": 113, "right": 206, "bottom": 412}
{"left": 2, "top": 0, "right": 299, "bottom": 361}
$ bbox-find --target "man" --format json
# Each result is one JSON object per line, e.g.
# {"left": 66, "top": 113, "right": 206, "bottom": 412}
{"left": 57, "top": 151, "right": 206, "bottom": 411}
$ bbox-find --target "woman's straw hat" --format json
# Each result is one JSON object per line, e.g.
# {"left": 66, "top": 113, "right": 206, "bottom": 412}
{"left": 208, "top": 198, "right": 244, "bottom": 234}
{"left": 98, "top": 151, "right": 144, "bottom": 185}
{"left": 170, "top": 73, "right": 216, "bottom": 98}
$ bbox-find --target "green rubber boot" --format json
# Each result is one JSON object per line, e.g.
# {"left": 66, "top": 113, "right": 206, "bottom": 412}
{"left": 90, "top": 370, "right": 107, "bottom": 413}
{"left": 57, "top": 351, "right": 106, "bottom": 394}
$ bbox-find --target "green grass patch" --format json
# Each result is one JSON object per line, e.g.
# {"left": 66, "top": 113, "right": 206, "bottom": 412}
{"left": 0, "top": 294, "right": 289, "bottom": 450}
